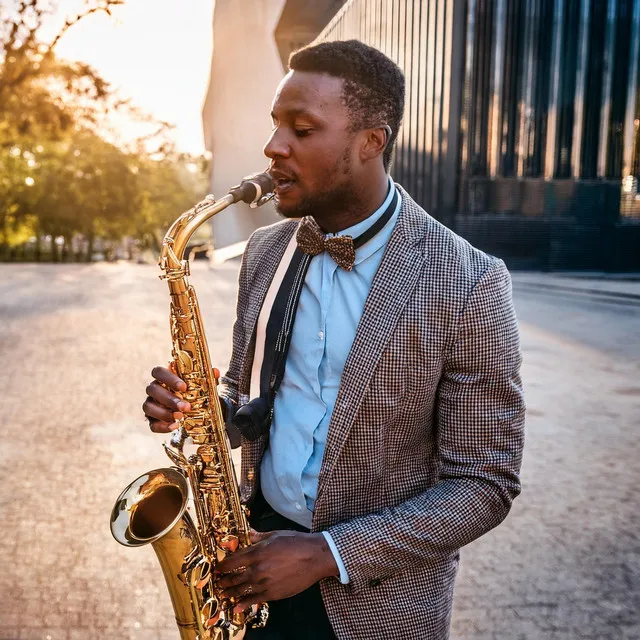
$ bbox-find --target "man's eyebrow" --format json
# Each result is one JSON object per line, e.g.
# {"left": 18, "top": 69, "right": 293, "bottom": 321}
{"left": 270, "top": 107, "right": 318, "bottom": 120}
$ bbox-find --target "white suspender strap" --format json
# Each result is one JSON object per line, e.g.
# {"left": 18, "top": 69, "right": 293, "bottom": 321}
{"left": 249, "top": 230, "right": 299, "bottom": 400}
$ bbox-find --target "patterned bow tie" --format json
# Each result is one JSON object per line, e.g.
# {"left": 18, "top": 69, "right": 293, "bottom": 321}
{"left": 296, "top": 217, "right": 356, "bottom": 271}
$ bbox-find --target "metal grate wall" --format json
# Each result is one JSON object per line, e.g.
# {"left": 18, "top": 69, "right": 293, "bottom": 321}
{"left": 318, "top": 0, "right": 640, "bottom": 270}
{"left": 458, "top": 0, "right": 640, "bottom": 183}
{"left": 319, "top": 0, "right": 464, "bottom": 223}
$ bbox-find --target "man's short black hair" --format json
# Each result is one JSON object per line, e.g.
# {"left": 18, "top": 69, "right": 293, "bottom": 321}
{"left": 289, "top": 40, "right": 405, "bottom": 171}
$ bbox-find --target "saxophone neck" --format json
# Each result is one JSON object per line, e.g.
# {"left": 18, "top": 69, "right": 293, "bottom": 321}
{"left": 160, "top": 193, "right": 235, "bottom": 274}
{"left": 159, "top": 172, "right": 275, "bottom": 272}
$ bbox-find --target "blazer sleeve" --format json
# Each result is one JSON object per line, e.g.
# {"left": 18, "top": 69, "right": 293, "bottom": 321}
{"left": 326, "top": 259, "right": 525, "bottom": 594}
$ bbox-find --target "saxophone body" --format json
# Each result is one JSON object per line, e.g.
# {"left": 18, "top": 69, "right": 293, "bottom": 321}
{"left": 110, "top": 176, "right": 274, "bottom": 639}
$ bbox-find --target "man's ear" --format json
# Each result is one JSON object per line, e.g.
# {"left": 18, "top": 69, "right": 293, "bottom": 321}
{"left": 360, "top": 126, "right": 389, "bottom": 162}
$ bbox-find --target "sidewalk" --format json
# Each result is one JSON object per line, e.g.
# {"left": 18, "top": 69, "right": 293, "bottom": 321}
{"left": 1, "top": 262, "right": 639, "bottom": 639}
{"left": 511, "top": 271, "right": 640, "bottom": 303}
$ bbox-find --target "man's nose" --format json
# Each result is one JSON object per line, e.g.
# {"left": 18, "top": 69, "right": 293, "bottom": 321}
{"left": 263, "top": 128, "right": 290, "bottom": 159}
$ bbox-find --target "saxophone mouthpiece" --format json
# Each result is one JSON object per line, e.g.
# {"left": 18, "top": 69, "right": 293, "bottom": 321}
{"left": 229, "top": 172, "right": 275, "bottom": 207}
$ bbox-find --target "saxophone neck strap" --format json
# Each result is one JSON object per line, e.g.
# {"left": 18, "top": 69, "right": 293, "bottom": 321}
{"left": 244, "top": 183, "right": 398, "bottom": 433}
{"left": 260, "top": 247, "right": 311, "bottom": 399}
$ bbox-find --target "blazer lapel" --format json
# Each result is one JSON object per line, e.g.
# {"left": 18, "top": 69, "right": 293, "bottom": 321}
{"left": 316, "top": 187, "right": 429, "bottom": 503}
{"left": 238, "top": 221, "right": 298, "bottom": 397}
{"left": 238, "top": 220, "right": 297, "bottom": 504}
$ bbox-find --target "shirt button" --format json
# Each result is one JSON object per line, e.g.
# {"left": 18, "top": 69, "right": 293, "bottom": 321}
{"left": 295, "top": 502, "right": 302, "bottom": 511}
{"left": 318, "top": 331, "right": 324, "bottom": 340}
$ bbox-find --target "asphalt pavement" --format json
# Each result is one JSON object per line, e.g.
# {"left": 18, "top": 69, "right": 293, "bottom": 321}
{"left": 0, "top": 262, "right": 638, "bottom": 640}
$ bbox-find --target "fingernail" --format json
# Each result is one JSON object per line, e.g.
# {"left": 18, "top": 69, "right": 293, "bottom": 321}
{"left": 172, "top": 411, "right": 183, "bottom": 420}
{"left": 178, "top": 381, "right": 187, "bottom": 392}
{"left": 178, "top": 402, "right": 191, "bottom": 412}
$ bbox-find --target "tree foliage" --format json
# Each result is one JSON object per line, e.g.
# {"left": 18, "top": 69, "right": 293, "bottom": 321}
{"left": 0, "top": 0, "right": 209, "bottom": 261}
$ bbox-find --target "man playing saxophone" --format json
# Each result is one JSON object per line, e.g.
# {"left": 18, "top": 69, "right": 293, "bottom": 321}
{"left": 143, "top": 40, "right": 525, "bottom": 640}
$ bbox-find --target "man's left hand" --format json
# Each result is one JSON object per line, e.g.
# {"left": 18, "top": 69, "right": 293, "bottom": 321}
{"left": 215, "top": 530, "right": 339, "bottom": 611}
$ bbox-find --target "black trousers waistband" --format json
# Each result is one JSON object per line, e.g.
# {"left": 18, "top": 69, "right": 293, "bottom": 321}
{"left": 249, "top": 487, "right": 310, "bottom": 533}
{"left": 245, "top": 488, "right": 336, "bottom": 640}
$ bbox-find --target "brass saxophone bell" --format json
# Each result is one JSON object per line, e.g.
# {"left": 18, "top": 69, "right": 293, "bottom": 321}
{"left": 110, "top": 467, "right": 190, "bottom": 547}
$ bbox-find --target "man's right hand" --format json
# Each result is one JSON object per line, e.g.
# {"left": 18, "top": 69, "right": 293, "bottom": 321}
{"left": 143, "top": 366, "right": 192, "bottom": 433}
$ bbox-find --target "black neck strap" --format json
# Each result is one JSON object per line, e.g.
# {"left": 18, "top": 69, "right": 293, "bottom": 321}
{"left": 263, "top": 184, "right": 399, "bottom": 398}
{"left": 351, "top": 185, "right": 398, "bottom": 249}
{"left": 232, "top": 184, "right": 399, "bottom": 441}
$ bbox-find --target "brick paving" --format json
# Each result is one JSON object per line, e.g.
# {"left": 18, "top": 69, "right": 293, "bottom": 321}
{"left": 0, "top": 262, "right": 638, "bottom": 640}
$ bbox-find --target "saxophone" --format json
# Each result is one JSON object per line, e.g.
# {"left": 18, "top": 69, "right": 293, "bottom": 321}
{"left": 110, "top": 174, "right": 274, "bottom": 639}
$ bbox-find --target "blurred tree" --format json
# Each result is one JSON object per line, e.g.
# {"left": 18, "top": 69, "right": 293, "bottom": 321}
{"left": 0, "top": 0, "right": 127, "bottom": 142}
{"left": 0, "top": 0, "right": 209, "bottom": 261}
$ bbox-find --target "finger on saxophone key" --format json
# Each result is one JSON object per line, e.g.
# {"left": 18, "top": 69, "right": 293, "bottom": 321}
{"left": 144, "top": 365, "right": 191, "bottom": 433}
{"left": 146, "top": 417, "right": 179, "bottom": 434}
{"left": 172, "top": 403, "right": 192, "bottom": 420}
{"left": 152, "top": 365, "right": 188, "bottom": 393}
{"left": 145, "top": 380, "right": 191, "bottom": 413}
{"left": 149, "top": 368, "right": 191, "bottom": 409}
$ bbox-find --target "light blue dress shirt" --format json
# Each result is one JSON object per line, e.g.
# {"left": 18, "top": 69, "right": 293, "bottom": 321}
{"left": 260, "top": 178, "right": 401, "bottom": 583}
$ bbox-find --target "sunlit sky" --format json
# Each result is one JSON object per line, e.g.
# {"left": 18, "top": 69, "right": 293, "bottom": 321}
{"left": 49, "top": 0, "right": 214, "bottom": 154}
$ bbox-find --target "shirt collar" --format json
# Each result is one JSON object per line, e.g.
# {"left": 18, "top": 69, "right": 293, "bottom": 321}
{"left": 327, "top": 176, "right": 400, "bottom": 266}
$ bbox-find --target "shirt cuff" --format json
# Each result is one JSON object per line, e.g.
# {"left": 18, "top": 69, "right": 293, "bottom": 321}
{"left": 321, "top": 531, "right": 350, "bottom": 584}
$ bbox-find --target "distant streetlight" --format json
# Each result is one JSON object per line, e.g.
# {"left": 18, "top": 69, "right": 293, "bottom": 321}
{"left": 25, "top": 177, "right": 35, "bottom": 186}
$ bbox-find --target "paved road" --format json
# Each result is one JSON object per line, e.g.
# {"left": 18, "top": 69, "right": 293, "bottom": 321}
{"left": 0, "top": 262, "right": 638, "bottom": 640}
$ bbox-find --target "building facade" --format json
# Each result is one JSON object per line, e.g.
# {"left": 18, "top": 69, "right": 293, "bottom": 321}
{"left": 271, "top": 0, "right": 640, "bottom": 270}
{"left": 202, "top": 0, "right": 286, "bottom": 250}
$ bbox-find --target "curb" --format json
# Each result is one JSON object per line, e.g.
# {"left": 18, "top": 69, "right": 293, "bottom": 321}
{"left": 514, "top": 281, "right": 640, "bottom": 306}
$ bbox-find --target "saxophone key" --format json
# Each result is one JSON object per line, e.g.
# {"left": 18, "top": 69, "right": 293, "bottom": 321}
{"left": 218, "top": 534, "right": 239, "bottom": 553}
{"left": 202, "top": 597, "right": 221, "bottom": 629}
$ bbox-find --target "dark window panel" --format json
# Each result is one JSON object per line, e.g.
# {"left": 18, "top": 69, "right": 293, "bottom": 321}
{"left": 607, "top": 0, "right": 634, "bottom": 178}
{"left": 500, "top": 0, "right": 524, "bottom": 177}
{"left": 431, "top": 0, "right": 445, "bottom": 211}
{"left": 580, "top": 0, "right": 607, "bottom": 178}
{"left": 556, "top": 0, "right": 580, "bottom": 177}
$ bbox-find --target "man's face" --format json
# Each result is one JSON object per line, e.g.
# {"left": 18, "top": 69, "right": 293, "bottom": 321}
{"left": 264, "top": 70, "right": 360, "bottom": 220}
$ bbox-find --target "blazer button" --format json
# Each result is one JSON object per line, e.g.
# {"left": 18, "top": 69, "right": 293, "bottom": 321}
{"left": 368, "top": 578, "right": 382, "bottom": 588}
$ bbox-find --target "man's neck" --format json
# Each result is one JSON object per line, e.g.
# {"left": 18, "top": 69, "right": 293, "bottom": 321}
{"left": 313, "top": 173, "right": 390, "bottom": 234}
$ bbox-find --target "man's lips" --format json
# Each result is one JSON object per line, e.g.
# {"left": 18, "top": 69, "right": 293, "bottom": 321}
{"left": 274, "top": 180, "right": 296, "bottom": 196}
{"left": 269, "top": 169, "right": 297, "bottom": 194}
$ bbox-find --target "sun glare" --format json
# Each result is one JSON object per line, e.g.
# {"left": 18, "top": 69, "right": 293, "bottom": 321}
{"left": 51, "top": 0, "right": 214, "bottom": 154}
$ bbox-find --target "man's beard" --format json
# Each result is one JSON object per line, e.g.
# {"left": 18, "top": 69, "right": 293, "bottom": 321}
{"left": 274, "top": 147, "right": 359, "bottom": 223}
{"left": 274, "top": 180, "right": 358, "bottom": 221}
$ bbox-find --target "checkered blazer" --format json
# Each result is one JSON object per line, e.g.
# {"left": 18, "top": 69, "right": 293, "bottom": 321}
{"left": 220, "top": 185, "right": 525, "bottom": 639}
